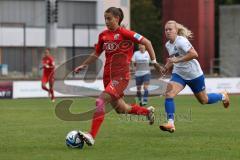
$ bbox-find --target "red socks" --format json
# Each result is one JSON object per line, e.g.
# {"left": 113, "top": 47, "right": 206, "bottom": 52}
{"left": 90, "top": 111, "right": 104, "bottom": 138}
{"left": 49, "top": 88, "right": 55, "bottom": 100}
{"left": 128, "top": 104, "right": 149, "bottom": 116}
{"left": 90, "top": 98, "right": 105, "bottom": 138}
{"left": 89, "top": 101, "right": 149, "bottom": 138}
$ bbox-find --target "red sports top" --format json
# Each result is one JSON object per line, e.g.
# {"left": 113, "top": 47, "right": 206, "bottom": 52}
{"left": 42, "top": 55, "right": 55, "bottom": 75}
{"left": 95, "top": 27, "right": 144, "bottom": 79}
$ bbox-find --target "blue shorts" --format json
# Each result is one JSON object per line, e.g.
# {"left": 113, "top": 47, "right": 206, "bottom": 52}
{"left": 135, "top": 74, "right": 151, "bottom": 86}
{"left": 170, "top": 73, "right": 206, "bottom": 93}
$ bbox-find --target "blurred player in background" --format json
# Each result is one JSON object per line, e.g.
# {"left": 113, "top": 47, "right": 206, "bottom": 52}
{"left": 41, "top": 48, "right": 55, "bottom": 102}
{"left": 132, "top": 44, "right": 151, "bottom": 106}
{"left": 159, "top": 20, "right": 230, "bottom": 133}
{"left": 74, "top": 7, "right": 163, "bottom": 146}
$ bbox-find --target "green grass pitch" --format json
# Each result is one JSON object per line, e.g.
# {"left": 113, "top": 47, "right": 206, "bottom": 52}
{"left": 0, "top": 95, "right": 239, "bottom": 160}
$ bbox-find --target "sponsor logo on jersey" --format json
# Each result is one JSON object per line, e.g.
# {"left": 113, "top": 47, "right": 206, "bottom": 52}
{"left": 103, "top": 40, "right": 133, "bottom": 52}
{"left": 174, "top": 53, "right": 180, "bottom": 57}
{"left": 134, "top": 33, "right": 142, "bottom": 41}
{"left": 174, "top": 46, "right": 177, "bottom": 50}
{"left": 114, "top": 34, "right": 120, "bottom": 40}
{"left": 103, "top": 42, "right": 118, "bottom": 52}
{"left": 111, "top": 80, "right": 119, "bottom": 87}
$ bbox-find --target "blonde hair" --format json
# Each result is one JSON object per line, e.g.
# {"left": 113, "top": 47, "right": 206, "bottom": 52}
{"left": 166, "top": 20, "right": 193, "bottom": 39}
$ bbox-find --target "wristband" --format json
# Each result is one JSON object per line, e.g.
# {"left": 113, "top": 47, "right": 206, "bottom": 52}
{"left": 151, "top": 59, "right": 157, "bottom": 64}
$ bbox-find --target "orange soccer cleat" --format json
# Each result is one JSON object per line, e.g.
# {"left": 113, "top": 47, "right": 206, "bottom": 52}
{"left": 159, "top": 122, "right": 176, "bottom": 133}
{"left": 222, "top": 91, "right": 230, "bottom": 108}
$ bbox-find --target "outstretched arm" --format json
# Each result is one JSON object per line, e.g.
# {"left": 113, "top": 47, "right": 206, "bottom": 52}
{"left": 164, "top": 59, "right": 173, "bottom": 70}
{"left": 74, "top": 51, "right": 99, "bottom": 73}
{"left": 140, "top": 38, "right": 166, "bottom": 75}
{"left": 140, "top": 38, "right": 156, "bottom": 62}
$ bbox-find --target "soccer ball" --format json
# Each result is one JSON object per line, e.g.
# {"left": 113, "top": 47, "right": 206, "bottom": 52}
{"left": 65, "top": 130, "right": 84, "bottom": 149}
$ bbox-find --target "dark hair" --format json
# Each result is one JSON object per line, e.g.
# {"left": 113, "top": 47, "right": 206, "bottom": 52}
{"left": 105, "top": 7, "right": 124, "bottom": 25}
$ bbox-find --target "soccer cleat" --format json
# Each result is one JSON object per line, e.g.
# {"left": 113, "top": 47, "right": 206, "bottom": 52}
{"left": 141, "top": 101, "right": 148, "bottom": 106}
{"left": 147, "top": 106, "right": 155, "bottom": 125}
{"left": 78, "top": 131, "right": 95, "bottom": 146}
{"left": 222, "top": 91, "right": 230, "bottom": 108}
{"left": 159, "top": 123, "right": 175, "bottom": 133}
{"left": 50, "top": 96, "right": 55, "bottom": 102}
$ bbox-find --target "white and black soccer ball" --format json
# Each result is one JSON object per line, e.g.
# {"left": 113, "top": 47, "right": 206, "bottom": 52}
{"left": 66, "top": 130, "right": 84, "bottom": 149}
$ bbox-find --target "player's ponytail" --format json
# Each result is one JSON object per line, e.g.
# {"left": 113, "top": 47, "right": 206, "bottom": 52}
{"left": 176, "top": 22, "right": 193, "bottom": 39}
{"left": 105, "top": 7, "right": 124, "bottom": 26}
{"left": 117, "top": 8, "right": 124, "bottom": 25}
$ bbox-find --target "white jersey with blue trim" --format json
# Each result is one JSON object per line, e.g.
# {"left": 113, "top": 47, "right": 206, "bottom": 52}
{"left": 132, "top": 51, "right": 151, "bottom": 76}
{"left": 165, "top": 36, "right": 203, "bottom": 80}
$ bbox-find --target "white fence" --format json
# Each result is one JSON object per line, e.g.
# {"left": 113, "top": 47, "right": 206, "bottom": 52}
{"left": 13, "top": 78, "right": 240, "bottom": 99}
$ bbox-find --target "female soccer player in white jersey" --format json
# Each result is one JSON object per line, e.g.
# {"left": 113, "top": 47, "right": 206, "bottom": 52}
{"left": 132, "top": 44, "right": 151, "bottom": 106}
{"left": 159, "top": 20, "right": 230, "bottom": 133}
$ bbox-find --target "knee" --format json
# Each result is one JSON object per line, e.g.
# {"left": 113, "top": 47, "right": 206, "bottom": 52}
{"left": 165, "top": 91, "right": 175, "bottom": 99}
{"left": 112, "top": 103, "right": 128, "bottom": 114}
{"left": 143, "top": 86, "right": 148, "bottom": 91}
{"left": 42, "top": 84, "right": 46, "bottom": 89}
{"left": 114, "top": 105, "right": 126, "bottom": 114}
{"left": 137, "top": 87, "right": 141, "bottom": 92}
{"left": 198, "top": 97, "right": 208, "bottom": 105}
{"left": 143, "top": 83, "right": 148, "bottom": 90}
{"left": 96, "top": 98, "right": 105, "bottom": 113}
{"left": 115, "top": 108, "right": 122, "bottom": 114}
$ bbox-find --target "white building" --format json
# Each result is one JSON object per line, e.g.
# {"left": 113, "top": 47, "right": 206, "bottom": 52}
{"left": 0, "top": 0, "right": 130, "bottom": 77}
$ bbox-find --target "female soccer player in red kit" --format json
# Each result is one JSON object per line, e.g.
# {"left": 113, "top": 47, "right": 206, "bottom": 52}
{"left": 41, "top": 48, "right": 55, "bottom": 102}
{"left": 74, "top": 7, "right": 163, "bottom": 146}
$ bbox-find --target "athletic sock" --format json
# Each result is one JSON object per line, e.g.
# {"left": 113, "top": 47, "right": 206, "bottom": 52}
{"left": 137, "top": 90, "right": 142, "bottom": 102}
{"left": 143, "top": 89, "right": 148, "bottom": 103}
{"left": 165, "top": 98, "right": 175, "bottom": 120}
{"left": 49, "top": 88, "right": 55, "bottom": 100}
{"left": 90, "top": 98, "right": 105, "bottom": 139}
{"left": 128, "top": 104, "right": 149, "bottom": 115}
{"left": 168, "top": 119, "right": 174, "bottom": 125}
{"left": 207, "top": 93, "right": 223, "bottom": 104}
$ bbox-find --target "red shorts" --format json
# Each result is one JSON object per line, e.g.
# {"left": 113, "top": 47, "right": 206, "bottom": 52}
{"left": 42, "top": 73, "right": 54, "bottom": 84}
{"left": 104, "top": 77, "right": 129, "bottom": 99}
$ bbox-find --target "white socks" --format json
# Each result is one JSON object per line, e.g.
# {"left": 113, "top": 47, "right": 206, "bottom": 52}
{"left": 168, "top": 119, "right": 174, "bottom": 125}
{"left": 221, "top": 93, "right": 226, "bottom": 101}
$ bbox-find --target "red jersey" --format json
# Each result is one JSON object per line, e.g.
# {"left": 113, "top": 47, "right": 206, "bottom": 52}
{"left": 42, "top": 55, "right": 55, "bottom": 75}
{"left": 95, "top": 27, "right": 144, "bottom": 80}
